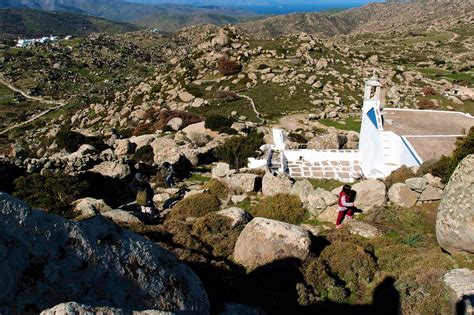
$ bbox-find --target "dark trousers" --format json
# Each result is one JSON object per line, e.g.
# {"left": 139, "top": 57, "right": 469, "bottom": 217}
{"left": 336, "top": 208, "right": 354, "bottom": 226}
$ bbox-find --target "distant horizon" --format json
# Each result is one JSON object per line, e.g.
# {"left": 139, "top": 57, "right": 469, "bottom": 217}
{"left": 126, "top": 0, "right": 386, "bottom": 14}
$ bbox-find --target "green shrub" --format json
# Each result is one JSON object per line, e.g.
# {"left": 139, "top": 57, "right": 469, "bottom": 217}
{"left": 56, "top": 128, "right": 86, "bottom": 153}
{"left": 217, "top": 56, "right": 242, "bottom": 75}
{"left": 186, "top": 83, "right": 204, "bottom": 97}
{"left": 384, "top": 165, "right": 416, "bottom": 188}
{"left": 13, "top": 172, "right": 88, "bottom": 217}
{"left": 203, "top": 178, "right": 229, "bottom": 199}
{"left": 192, "top": 213, "right": 240, "bottom": 257}
{"left": 133, "top": 145, "right": 154, "bottom": 164}
{"left": 257, "top": 64, "right": 269, "bottom": 70}
{"left": 205, "top": 114, "right": 233, "bottom": 131}
{"left": 170, "top": 193, "right": 221, "bottom": 220}
{"left": 250, "top": 193, "right": 306, "bottom": 224}
{"left": 218, "top": 126, "right": 238, "bottom": 135}
{"left": 320, "top": 240, "right": 377, "bottom": 291}
{"left": 302, "top": 259, "right": 347, "bottom": 303}
{"left": 214, "top": 131, "right": 264, "bottom": 170}
{"left": 213, "top": 90, "right": 239, "bottom": 102}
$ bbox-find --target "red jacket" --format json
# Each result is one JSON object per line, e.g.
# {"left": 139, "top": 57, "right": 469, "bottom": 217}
{"left": 338, "top": 191, "right": 354, "bottom": 211}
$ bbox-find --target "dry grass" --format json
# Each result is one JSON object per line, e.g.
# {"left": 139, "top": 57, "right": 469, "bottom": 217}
{"left": 250, "top": 193, "right": 306, "bottom": 224}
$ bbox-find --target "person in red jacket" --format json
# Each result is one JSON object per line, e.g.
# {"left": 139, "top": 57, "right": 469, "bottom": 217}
{"left": 336, "top": 184, "right": 355, "bottom": 228}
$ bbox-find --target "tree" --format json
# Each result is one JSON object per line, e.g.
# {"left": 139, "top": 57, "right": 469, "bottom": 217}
{"left": 215, "top": 131, "right": 264, "bottom": 170}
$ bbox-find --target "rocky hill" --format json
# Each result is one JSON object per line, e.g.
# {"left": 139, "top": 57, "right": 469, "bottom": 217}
{"left": 238, "top": 1, "right": 474, "bottom": 38}
{"left": 0, "top": 9, "right": 142, "bottom": 42}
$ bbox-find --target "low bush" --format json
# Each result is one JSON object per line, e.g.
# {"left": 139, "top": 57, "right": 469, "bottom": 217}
{"left": 192, "top": 213, "right": 240, "bottom": 257}
{"left": 133, "top": 145, "right": 154, "bottom": 164}
{"left": 55, "top": 128, "right": 86, "bottom": 153}
{"left": 421, "top": 86, "right": 437, "bottom": 96}
{"left": 217, "top": 56, "right": 242, "bottom": 75}
{"left": 257, "top": 64, "right": 269, "bottom": 70}
{"left": 213, "top": 90, "right": 239, "bottom": 102}
{"left": 203, "top": 178, "right": 229, "bottom": 199}
{"left": 205, "top": 114, "right": 233, "bottom": 131}
{"left": 384, "top": 165, "right": 416, "bottom": 188}
{"left": 13, "top": 172, "right": 88, "bottom": 217}
{"left": 169, "top": 193, "right": 221, "bottom": 220}
{"left": 218, "top": 126, "right": 238, "bottom": 135}
{"left": 288, "top": 132, "right": 307, "bottom": 144}
{"left": 250, "top": 193, "right": 306, "bottom": 225}
{"left": 418, "top": 98, "right": 435, "bottom": 109}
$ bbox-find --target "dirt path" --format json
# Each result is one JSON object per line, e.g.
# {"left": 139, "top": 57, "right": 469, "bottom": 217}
{"left": 236, "top": 93, "right": 264, "bottom": 122}
{"left": 0, "top": 76, "right": 67, "bottom": 135}
{"left": 275, "top": 113, "right": 329, "bottom": 131}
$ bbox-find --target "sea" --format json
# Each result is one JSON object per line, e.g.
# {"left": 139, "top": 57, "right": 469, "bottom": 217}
{"left": 229, "top": 1, "right": 381, "bottom": 14}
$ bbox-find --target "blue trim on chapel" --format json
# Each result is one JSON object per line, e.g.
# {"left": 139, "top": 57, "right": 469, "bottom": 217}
{"left": 367, "top": 108, "right": 378, "bottom": 129}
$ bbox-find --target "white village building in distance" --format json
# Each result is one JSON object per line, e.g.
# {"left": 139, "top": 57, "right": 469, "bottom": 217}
{"left": 16, "top": 35, "right": 72, "bottom": 48}
{"left": 249, "top": 73, "right": 474, "bottom": 182}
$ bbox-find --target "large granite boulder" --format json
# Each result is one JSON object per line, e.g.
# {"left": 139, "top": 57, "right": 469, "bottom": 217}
{"left": 388, "top": 183, "right": 417, "bottom": 208}
{"left": 352, "top": 179, "right": 387, "bottom": 211}
{"left": 261, "top": 173, "right": 293, "bottom": 196}
{"left": 40, "top": 302, "right": 169, "bottom": 315}
{"left": 290, "top": 180, "right": 314, "bottom": 204}
{"left": 306, "top": 188, "right": 338, "bottom": 216}
{"left": 436, "top": 155, "right": 474, "bottom": 254}
{"left": 233, "top": 217, "right": 311, "bottom": 269}
{"left": 224, "top": 173, "right": 259, "bottom": 193}
{"left": 89, "top": 161, "right": 130, "bottom": 179}
{"left": 0, "top": 193, "right": 209, "bottom": 313}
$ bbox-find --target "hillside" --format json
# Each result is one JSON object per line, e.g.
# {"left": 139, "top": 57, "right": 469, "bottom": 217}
{"left": 237, "top": 1, "right": 474, "bottom": 38}
{"left": 0, "top": 9, "right": 142, "bottom": 42}
{"left": 0, "top": 0, "right": 261, "bottom": 32}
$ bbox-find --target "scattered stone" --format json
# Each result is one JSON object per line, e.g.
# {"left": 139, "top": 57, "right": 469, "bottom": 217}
{"left": 388, "top": 183, "right": 417, "bottom": 208}
{"left": 178, "top": 91, "right": 195, "bottom": 103}
{"left": 418, "top": 186, "right": 443, "bottom": 201}
{"left": 89, "top": 161, "right": 131, "bottom": 179}
{"left": 72, "top": 197, "right": 112, "bottom": 218}
{"left": 167, "top": 117, "right": 183, "bottom": 131}
{"left": 114, "top": 139, "right": 133, "bottom": 155}
{"left": 405, "top": 177, "right": 428, "bottom": 193}
{"left": 348, "top": 221, "right": 382, "bottom": 238}
{"left": 261, "top": 172, "right": 293, "bottom": 196}
{"left": 212, "top": 162, "right": 235, "bottom": 178}
{"left": 217, "top": 207, "right": 253, "bottom": 228}
{"left": 233, "top": 217, "right": 311, "bottom": 269}
{"left": 103, "top": 209, "right": 143, "bottom": 226}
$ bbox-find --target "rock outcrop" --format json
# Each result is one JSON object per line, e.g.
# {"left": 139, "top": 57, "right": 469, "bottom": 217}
{"left": 0, "top": 193, "right": 209, "bottom": 313}
{"left": 233, "top": 217, "right": 311, "bottom": 269}
{"left": 388, "top": 183, "right": 417, "bottom": 208}
{"left": 261, "top": 172, "right": 293, "bottom": 196}
{"left": 436, "top": 155, "right": 474, "bottom": 254}
{"left": 40, "top": 302, "right": 170, "bottom": 315}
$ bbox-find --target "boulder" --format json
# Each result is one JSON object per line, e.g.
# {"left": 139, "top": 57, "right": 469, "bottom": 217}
{"left": 72, "top": 197, "right": 112, "bottom": 218}
{"left": 89, "top": 161, "right": 131, "bottom": 179}
{"left": 418, "top": 186, "right": 443, "bottom": 201}
{"left": 40, "top": 302, "right": 170, "bottom": 315}
{"left": 261, "top": 173, "right": 293, "bottom": 196}
{"left": 178, "top": 91, "right": 195, "bottom": 103}
{"left": 352, "top": 179, "right": 387, "bottom": 211}
{"left": 167, "top": 117, "right": 183, "bottom": 131}
{"left": 233, "top": 217, "right": 311, "bottom": 269}
{"left": 150, "top": 137, "right": 180, "bottom": 165}
{"left": 348, "top": 221, "right": 382, "bottom": 238}
{"left": 424, "top": 173, "right": 444, "bottom": 189}
{"left": 316, "top": 205, "right": 338, "bottom": 224}
{"left": 114, "top": 139, "right": 133, "bottom": 156}
{"left": 306, "top": 188, "right": 338, "bottom": 216}
{"left": 290, "top": 180, "right": 314, "bottom": 204}
{"left": 0, "top": 193, "right": 209, "bottom": 313}
{"left": 436, "top": 155, "right": 474, "bottom": 254}
{"left": 102, "top": 209, "right": 143, "bottom": 226}
{"left": 388, "top": 183, "right": 417, "bottom": 208}
{"left": 405, "top": 177, "right": 428, "bottom": 193}
{"left": 225, "top": 173, "right": 259, "bottom": 193}
{"left": 212, "top": 162, "right": 235, "bottom": 178}
{"left": 129, "top": 134, "right": 160, "bottom": 150}
{"left": 217, "top": 207, "right": 252, "bottom": 228}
